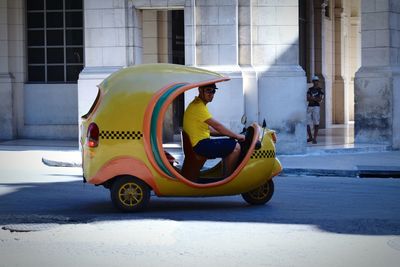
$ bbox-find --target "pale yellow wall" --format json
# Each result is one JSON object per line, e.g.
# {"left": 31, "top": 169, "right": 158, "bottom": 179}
{"left": 142, "top": 10, "right": 158, "bottom": 63}
{"left": 142, "top": 10, "right": 171, "bottom": 64}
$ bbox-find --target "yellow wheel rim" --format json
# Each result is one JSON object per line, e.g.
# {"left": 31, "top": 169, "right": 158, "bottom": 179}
{"left": 118, "top": 182, "right": 143, "bottom": 207}
{"left": 249, "top": 183, "right": 269, "bottom": 200}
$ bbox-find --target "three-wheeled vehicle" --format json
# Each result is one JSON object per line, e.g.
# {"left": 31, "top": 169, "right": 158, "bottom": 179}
{"left": 80, "top": 64, "right": 282, "bottom": 211}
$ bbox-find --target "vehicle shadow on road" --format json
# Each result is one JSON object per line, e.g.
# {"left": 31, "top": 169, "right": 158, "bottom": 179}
{"left": 1, "top": 176, "right": 400, "bottom": 236}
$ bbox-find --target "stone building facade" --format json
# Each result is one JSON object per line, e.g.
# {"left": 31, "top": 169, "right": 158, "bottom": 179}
{"left": 0, "top": 0, "right": 399, "bottom": 153}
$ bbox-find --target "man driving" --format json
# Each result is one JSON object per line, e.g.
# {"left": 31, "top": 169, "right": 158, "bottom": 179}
{"left": 183, "top": 83, "right": 245, "bottom": 177}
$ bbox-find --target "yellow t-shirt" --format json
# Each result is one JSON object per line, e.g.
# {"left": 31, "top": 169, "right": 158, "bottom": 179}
{"left": 183, "top": 96, "right": 212, "bottom": 147}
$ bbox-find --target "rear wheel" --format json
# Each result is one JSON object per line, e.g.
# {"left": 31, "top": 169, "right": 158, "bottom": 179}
{"left": 241, "top": 179, "right": 274, "bottom": 205}
{"left": 110, "top": 176, "right": 151, "bottom": 212}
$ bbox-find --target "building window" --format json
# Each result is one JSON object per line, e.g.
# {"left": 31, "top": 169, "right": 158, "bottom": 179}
{"left": 26, "top": 0, "right": 84, "bottom": 83}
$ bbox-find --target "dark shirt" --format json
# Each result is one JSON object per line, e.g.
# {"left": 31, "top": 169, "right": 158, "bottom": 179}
{"left": 307, "top": 86, "right": 324, "bottom": 107}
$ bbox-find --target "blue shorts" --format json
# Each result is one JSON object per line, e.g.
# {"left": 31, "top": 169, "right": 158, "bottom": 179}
{"left": 193, "top": 138, "right": 237, "bottom": 159}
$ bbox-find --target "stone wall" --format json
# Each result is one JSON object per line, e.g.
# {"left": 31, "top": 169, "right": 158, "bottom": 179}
{"left": 355, "top": 0, "right": 400, "bottom": 148}
{"left": 0, "top": 0, "right": 15, "bottom": 139}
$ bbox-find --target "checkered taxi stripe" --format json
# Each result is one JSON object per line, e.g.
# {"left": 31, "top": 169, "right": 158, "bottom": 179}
{"left": 99, "top": 130, "right": 143, "bottom": 140}
{"left": 250, "top": 149, "right": 275, "bottom": 159}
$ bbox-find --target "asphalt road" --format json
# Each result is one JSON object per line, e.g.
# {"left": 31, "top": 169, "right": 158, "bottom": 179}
{"left": 1, "top": 150, "right": 400, "bottom": 267}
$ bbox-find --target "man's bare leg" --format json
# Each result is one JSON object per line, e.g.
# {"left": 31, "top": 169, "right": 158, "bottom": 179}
{"left": 313, "top": 125, "right": 319, "bottom": 144}
{"left": 307, "top": 125, "right": 313, "bottom": 142}
{"left": 223, "top": 143, "right": 241, "bottom": 177}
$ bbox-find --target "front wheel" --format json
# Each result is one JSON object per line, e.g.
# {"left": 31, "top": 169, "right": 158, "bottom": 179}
{"left": 110, "top": 176, "right": 151, "bottom": 212}
{"left": 241, "top": 179, "right": 274, "bottom": 205}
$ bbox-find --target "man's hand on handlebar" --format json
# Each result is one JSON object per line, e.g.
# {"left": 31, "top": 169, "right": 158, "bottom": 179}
{"left": 236, "top": 134, "right": 245, "bottom": 142}
{"left": 207, "top": 118, "right": 246, "bottom": 142}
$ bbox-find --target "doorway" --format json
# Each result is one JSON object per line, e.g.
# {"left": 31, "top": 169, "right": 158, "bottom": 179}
{"left": 171, "top": 10, "right": 185, "bottom": 139}
{"left": 142, "top": 9, "right": 185, "bottom": 142}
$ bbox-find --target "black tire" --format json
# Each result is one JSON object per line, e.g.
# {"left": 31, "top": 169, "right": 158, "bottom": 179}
{"left": 110, "top": 176, "right": 151, "bottom": 212}
{"left": 241, "top": 179, "right": 274, "bottom": 205}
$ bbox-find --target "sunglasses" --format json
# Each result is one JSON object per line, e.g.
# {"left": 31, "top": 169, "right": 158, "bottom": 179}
{"left": 204, "top": 88, "right": 216, "bottom": 94}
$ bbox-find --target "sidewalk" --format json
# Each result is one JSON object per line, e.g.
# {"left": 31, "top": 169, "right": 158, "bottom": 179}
{"left": 0, "top": 138, "right": 399, "bottom": 178}
{"left": 279, "top": 151, "right": 400, "bottom": 178}
{"left": 278, "top": 124, "right": 400, "bottom": 177}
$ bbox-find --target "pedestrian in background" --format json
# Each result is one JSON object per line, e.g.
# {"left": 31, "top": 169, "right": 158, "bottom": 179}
{"left": 307, "top": 75, "right": 324, "bottom": 144}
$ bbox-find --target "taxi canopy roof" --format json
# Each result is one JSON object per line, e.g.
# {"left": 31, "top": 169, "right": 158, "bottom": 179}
{"left": 99, "top": 63, "right": 229, "bottom": 95}
{"left": 92, "top": 64, "right": 230, "bottom": 183}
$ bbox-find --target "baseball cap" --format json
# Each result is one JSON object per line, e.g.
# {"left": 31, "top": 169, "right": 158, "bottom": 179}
{"left": 312, "top": 75, "right": 319, "bottom": 81}
{"left": 200, "top": 83, "right": 218, "bottom": 90}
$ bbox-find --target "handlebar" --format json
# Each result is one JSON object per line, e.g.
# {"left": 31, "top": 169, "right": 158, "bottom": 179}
{"left": 238, "top": 125, "right": 262, "bottom": 161}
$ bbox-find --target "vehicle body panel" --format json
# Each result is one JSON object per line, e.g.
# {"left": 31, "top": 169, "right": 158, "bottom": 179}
{"left": 81, "top": 63, "right": 282, "bottom": 198}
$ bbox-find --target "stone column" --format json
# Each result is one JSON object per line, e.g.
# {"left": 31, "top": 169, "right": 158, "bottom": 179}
{"left": 78, "top": 0, "right": 142, "bottom": 121}
{"left": 313, "top": 0, "right": 324, "bottom": 82}
{"left": 0, "top": 0, "right": 15, "bottom": 139}
{"left": 348, "top": 16, "right": 360, "bottom": 121}
{"left": 333, "top": 7, "right": 345, "bottom": 123}
{"left": 252, "top": 0, "right": 306, "bottom": 154}
{"left": 313, "top": 0, "right": 333, "bottom": 129}
{"left": 239, "top": 0, "right": 258, "bottom": 124}
{"left": 355, "top": 0, "right": 400, "bottom": 149}
{"left": 185, "top": 0, "right": 244, "bottom": 132}
{"left": 307, "top": 0, "right": 315, "bottom": 81}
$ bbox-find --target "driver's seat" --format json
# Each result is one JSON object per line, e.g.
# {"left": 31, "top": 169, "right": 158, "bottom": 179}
{"left": 181, "top": 131, "right": 207, "bottom": 181}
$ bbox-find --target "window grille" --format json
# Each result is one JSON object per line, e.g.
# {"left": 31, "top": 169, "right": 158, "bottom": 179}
{"left": 26, "top": 0, "right": 84, "bottom": 83}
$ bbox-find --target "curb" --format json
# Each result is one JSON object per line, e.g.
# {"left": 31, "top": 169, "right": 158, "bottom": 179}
{"left": 303, "top": 145, "right": 392, "bottom": 156}
{"left": 282, "top": 168, "right": 400, "bottom": 178}
{"left": 282, "top": 168, "right": 357, "bottom": 177}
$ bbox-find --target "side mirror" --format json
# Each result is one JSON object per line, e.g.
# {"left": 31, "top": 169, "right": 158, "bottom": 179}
{"left": 241, "top": 115, "right": 247, "bottom": 125}
{"left": 240, "top": 115, "right": 247, "bottom": 134}
{"left": 260, "top": 119, "right": 267, "bottom": 143}
{"left": 262, "top": 119, "right": 267, "bottom": 128}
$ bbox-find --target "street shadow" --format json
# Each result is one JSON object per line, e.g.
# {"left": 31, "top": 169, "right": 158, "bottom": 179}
{"left": 1, "top": 175, "right": 400, "bottom": 235}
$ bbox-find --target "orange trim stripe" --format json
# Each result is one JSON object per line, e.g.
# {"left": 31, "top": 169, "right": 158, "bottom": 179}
{"left": 144, "top": 77, "right": 262, "bottom": 188}
{"left": 143, "top": 82, "right": 188, "bottom": 180}
{"left": 143, "top": 79, "right": 231, "bottom": 182}
{"left": 89, "top": 156, "right": 160, "bottom": 194}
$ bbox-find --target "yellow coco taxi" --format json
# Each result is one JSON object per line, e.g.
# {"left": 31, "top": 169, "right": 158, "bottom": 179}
{"left": 81, "top": 63, "right": 282, "bottom": 211}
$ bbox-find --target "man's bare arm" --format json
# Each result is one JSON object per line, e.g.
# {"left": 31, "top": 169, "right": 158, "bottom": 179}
{"left": 209, "top": 125, "right": 222, "bottom": 136}
{"left": 205, "top": 118, "right": 245, "bottom": 141}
